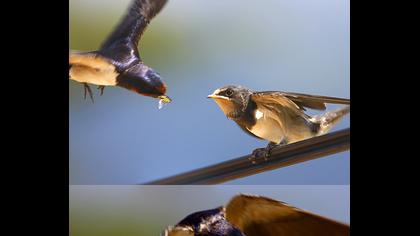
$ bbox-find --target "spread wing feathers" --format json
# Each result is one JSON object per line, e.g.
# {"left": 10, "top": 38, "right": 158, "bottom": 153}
{"left": 251, "top": 92, "right": 301, "bottom": 110}
{"left": 225, "top": 194, "right": 350, "bottom": 236}
{"left": 253, "top": 91, "right": 350, "bottom": 111}
{"left": 100, "top": 0, "right": 168, "bottom": 52}
{"left": 69, "top": 52, "right": 115, "bottom": 71}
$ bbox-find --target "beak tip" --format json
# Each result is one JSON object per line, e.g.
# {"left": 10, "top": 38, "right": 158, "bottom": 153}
{"left": 158, "top": 95, "right": 172, "bottom": 103}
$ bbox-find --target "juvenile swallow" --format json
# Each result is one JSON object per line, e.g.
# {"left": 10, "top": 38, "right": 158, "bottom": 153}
{"left": 161, "top": 194, "right": 350, "bottom": 236}
{"left": 208, "top": 85, "right": 350, "bottom": 160}
{"left": 69, "top": 0, "right": 171, "bottom": 107}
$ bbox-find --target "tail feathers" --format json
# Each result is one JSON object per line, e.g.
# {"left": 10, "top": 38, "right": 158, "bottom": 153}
{"left": 312, "top": 106, "right": 350, "bottom": 135}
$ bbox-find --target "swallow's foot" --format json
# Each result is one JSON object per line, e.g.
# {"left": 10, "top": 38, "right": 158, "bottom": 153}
{"left": 249, "top": 148, "right": 269, "bottom": 164}
{"left": 249, "top": 140, "right": 289, "bottom": 163}
{"left": 84, "top": 83, "right": 94, "bottom": 103}
{"left": 97, "top": 86, "right": 105, "bottom": 96}
{"left": 249, "top": 142, "right": 278, "bottom": 164}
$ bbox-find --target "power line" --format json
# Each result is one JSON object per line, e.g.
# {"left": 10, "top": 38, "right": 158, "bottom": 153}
{"left": 143, "top": 128, "right": 350, "bottom": 185}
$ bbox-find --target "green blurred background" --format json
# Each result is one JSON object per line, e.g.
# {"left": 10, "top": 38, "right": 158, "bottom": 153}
{"left": 70, "top": 185, "right": 349, "bottom": 236}
{"left": 70, "top": 0, "right": 349, "bottom": 184}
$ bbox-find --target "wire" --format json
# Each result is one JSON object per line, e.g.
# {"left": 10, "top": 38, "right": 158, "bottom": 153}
{"left": 143, "top": 128, "right": 350, "bottom": 184}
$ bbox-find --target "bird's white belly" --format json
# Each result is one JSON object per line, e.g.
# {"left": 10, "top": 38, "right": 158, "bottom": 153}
{"left": 247, "top": 117, "right": 284, "bottom": 144}
{"left": 69, "top": 65, "right": 118, "bottom": 86}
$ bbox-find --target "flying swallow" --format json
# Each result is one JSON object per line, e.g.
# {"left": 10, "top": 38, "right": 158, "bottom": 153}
{"left": 161, "top": 194, "right": 350, "bottom": 236}
{"left": 69, "top": 0, "right": 171, "bottom": 107}
{"left": 208, "top": 85, "right": 350, "bottom": 160}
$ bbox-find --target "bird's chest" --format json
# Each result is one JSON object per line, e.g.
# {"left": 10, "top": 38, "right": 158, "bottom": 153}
{"left": 69, "top": 65, "right": 118, "bottom": 86}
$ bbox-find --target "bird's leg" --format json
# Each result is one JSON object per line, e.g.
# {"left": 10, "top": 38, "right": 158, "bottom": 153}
{"left": 83, "top": 83, "right": 94, "bottom": 103}
{"left": 97, "top": 86, "right": 105, "bottom": 96}
{"left": 249, "top": 142, "right": 277, "bottom": 163}
{"left": 249, "top": 140, "right": 288, "bottom": 164}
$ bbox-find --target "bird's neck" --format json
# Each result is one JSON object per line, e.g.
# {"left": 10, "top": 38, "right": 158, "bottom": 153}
{"left": 230, "top": 98, "right": 257, "bottom": 127}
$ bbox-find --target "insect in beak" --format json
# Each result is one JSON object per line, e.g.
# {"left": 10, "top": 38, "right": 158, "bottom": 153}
{"left": 158, "top": 95, "right": 172, "bottom": 109}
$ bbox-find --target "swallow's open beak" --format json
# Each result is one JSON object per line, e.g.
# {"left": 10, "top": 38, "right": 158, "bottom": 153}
{"left": 161, "top": 226, "right": 194, "bottom": 236}
{"left": 207, "top": 94, "right": 229, "bottom": 100}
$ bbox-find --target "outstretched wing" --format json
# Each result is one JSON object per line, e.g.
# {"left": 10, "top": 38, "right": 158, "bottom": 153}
{"left": 225, "top": 194, "right": 350, "bottom": 236}
{"left": 99, "top": 0, "right": 168, "bottom": 65}
{"left": 253, "top": 91, "right": 350, "bottom": 111}
{"left": 251, "top": 92, "right": 302, "bottom": 111}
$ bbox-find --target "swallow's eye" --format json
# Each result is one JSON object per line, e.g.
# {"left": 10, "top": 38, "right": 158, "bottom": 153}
{"left": 225, "top": 89, "right": 233, "bottom": 97}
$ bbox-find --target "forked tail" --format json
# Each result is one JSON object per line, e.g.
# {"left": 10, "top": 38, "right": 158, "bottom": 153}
{"left": 312, "top": 106, "right": 350, "bottom": 135}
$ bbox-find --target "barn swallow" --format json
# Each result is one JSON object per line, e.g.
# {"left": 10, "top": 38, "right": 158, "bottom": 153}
{"left": 69, "top": 0, "right": 171, "bottom": 107}
{"left": 161, "top": 194, "right": 350, "bottom": 236}
{"left": 208, "top": 85, "right": 350, "bottom": 161}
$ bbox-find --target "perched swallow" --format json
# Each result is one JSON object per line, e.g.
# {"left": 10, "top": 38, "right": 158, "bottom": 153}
{"left": 69, "top": 0, "right": 171, "bottom": 107}
{"left": 161, "top": 194, "right": 350, "bottom": 236}
{"left": 208, "top": 85, "right": 350, "bottom": 160}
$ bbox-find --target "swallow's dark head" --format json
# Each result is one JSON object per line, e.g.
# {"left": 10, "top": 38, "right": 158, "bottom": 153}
{"left": 208, "top": 85, "right": 252, "bottom": 119}
{"left": 117, "top": 63, "right": 171, "bottom": 104}
{"left": 161, "top": 207, "right": 245, "bottom": 236}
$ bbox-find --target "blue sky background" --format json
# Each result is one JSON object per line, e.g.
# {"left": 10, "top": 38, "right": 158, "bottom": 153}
{"left": 69, "top": 0, "right": 349, "bottom": 184}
